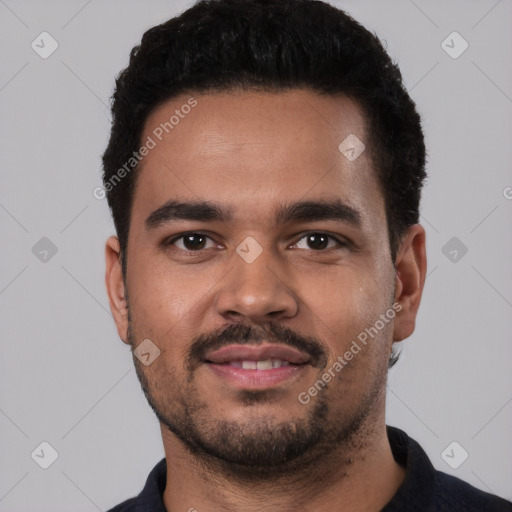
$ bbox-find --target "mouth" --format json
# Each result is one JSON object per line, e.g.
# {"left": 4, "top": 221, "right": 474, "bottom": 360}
{"left": 218, "top": 359, "right": 294, "bottom": 369}
{"left": 203, "top": 344, "right": 311, "bottom": 390}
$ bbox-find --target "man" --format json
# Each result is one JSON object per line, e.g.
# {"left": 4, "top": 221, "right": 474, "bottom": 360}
{"left": 102, "top": 0, "right": 512, "bottom": 510}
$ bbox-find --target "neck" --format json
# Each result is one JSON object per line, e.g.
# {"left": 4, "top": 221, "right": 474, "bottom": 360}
{"left": 161, "top": 413, "right": 405, "bottom": 512}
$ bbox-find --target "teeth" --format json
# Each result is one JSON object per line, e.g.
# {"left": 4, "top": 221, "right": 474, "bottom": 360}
{"left": 234, "top": 359, "right": 290, "bottom": 370}
{"left": 256, "top": 359, "right": 273, "bottom": 370}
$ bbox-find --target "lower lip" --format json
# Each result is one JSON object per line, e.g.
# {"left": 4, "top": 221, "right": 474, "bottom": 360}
{"left": 205, "top": 363, "right": 307, "bottom": 389}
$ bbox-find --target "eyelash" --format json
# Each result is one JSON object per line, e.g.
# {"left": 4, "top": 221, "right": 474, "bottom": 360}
{"left": 163, "top": 231, "right": 348, "bottom": 254}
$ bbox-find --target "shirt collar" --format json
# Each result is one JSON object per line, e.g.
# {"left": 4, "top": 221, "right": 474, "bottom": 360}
{"left": 381, "top": 425, "right": 435, "bottom": 511}
{"left": 134, "top": 457, "right": 167, "bottom": 512}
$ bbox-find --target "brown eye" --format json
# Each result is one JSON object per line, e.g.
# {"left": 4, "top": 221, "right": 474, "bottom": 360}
{"left": 167, "top": 233, "right": 215, "bottom": 252}
{"left": 293, "top": 232, "right": 345, "bottom": 251}
{"left": 306, "top": 233, "right": 329, "bottom": 250}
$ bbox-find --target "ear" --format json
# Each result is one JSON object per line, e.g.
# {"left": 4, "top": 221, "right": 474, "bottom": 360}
{"left": 393, "top": 224, "right": 427, "bottom": 342}
{"left": 105, "top": 236, "right": 130, "bottom": 344}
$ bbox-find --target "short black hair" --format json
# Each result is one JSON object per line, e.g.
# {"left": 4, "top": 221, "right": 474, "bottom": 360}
{"left": 102, "top": 0, "right": 427, "bottom": 367}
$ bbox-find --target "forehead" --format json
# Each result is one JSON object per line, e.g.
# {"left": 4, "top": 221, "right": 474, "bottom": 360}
{"left": 132, "top": 89, "right": 384, "bottom": 230}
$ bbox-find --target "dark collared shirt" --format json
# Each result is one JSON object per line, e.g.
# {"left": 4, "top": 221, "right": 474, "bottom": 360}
{"left": 107, "top": 425, "right": 512, "bottom": 511}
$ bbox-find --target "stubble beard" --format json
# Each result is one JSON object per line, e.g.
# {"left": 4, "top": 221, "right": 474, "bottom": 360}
{"left": 127, "top": 312, "right": 386, "bottom": 481}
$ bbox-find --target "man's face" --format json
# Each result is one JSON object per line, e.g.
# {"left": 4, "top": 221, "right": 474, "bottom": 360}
{"left": 108, "top": 89, "right": 409, "bottom": 470}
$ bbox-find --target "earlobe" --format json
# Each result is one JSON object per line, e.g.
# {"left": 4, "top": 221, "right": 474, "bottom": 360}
{"left": 392, "top": 224, "right": 427, "bottom": 342}
{"left": 105, "top": 236, "right": 130, "bottom": 344}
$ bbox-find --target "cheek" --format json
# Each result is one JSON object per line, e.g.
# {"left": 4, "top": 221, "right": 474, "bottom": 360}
{"left": 314, "top": 269, "right": 393, "bottom": 404}
{"left": 128, "top": 249, "right": 201, "bottom": 323}
{"left": 127, "top": 259, "right": 219, "bottom": 372}
{"left": 307, "top": 265, "right": 390, "bottom": 348}
{"left": 125, "top": 276, "right": 180, "bottom": 359}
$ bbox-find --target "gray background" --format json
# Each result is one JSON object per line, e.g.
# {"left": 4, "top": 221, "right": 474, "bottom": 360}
{"left": 1, "top": 0, "right": 511, "bottom": 510}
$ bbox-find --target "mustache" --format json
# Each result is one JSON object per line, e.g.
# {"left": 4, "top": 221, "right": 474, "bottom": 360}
{"left": 186, "top": 321, "right": 328, "bottom": 371}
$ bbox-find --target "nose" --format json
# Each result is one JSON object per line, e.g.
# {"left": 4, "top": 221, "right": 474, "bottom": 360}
{"left": 214, "top": 238, "right": 299, "bottom": 323}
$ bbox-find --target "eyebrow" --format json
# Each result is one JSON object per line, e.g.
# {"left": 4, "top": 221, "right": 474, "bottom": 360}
{"left": 144, "top": 198, "right": 362, "bottom": 231}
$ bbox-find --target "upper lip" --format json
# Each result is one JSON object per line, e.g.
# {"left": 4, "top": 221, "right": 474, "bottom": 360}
{"left": 204, "top": 344, "right": 311, "bottom": 365}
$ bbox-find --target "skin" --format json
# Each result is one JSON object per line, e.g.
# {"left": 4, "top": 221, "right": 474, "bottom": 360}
{"left": 105, "top": 89, "right": 427, "bottom": 512}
